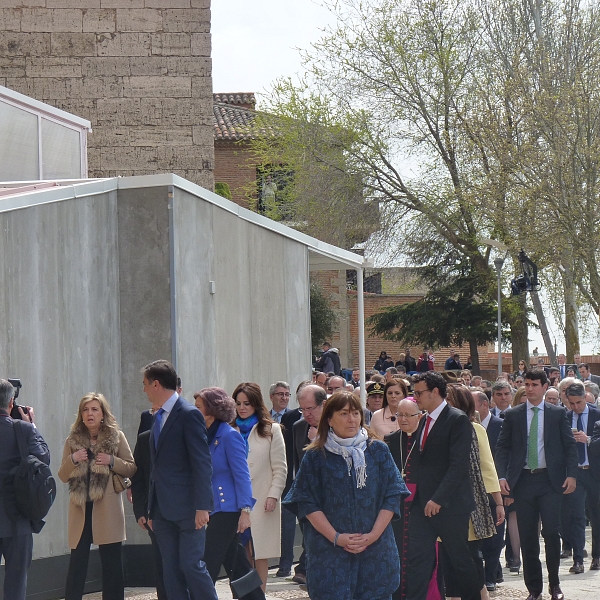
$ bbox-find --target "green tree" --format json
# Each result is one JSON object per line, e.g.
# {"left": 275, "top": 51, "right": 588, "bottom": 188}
{"left": 310, "top": 281, "right": 339, "bottom": 356}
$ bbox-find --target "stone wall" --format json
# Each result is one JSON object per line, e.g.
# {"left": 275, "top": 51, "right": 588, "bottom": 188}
{"left": 0, "top": 1, "right": 213, "bottom": 188}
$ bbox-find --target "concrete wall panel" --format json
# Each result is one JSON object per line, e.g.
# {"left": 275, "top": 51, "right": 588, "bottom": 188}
{"left": 0, "top": 191, "right": 121, "bottom": 559}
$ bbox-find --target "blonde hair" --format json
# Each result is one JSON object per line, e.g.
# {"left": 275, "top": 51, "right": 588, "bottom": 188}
{"left": 70, "top": 392, "right": 118, "bottom": 435}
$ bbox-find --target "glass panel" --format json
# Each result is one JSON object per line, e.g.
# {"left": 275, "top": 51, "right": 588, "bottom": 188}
{"left": 0, "top": 100, "right": 39, "bottom": 181}
{"left": 41, "top": 118, "right": 81, "bottom": 179}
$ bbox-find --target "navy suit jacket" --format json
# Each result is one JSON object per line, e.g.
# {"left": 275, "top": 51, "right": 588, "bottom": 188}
{"left": 0, "top": 413, "right": 50, "bottom": 537}
{"left": 209, "top": 422, "right": 255, "bottom": 513}
{"left": 495, "top": 401, "right": 578, "bottom": 496}
{"left": 485, "top": 414, "right": 503, "bottom": 460}
{"left": 148, "top": 396, "right": 213, "bottom": 521}
{"left": 567, "top": 406, "right": 600, "bottom": 475}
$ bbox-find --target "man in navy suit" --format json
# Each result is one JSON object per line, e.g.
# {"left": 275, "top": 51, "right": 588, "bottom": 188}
{"left": 562, "top": 381, "right": 600, "bottom": 573}
{"left": 0, "top": 379, "right": 50, "bottom": 600}
{"left": 496, "top": 370, "right": 578, "bottom": 600}
{"left": 143, "top": 360, "right": 217, "bottom": 600}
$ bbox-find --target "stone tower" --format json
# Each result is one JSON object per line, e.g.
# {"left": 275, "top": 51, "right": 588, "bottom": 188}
{"left": 0, "top": 1, "right": 213, "bottom": 189}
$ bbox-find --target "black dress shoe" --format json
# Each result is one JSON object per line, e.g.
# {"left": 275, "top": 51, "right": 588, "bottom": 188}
{"left": 496, "top": 573, "right": 504, "bottom": 583}
{"left": 549, "top": 584, "right": 564, "bottom": 600}
{"left": 590, "top": 557, "right": 600, "bottom": 570}
{"left": 486, "top": 583, "right": 496, "bottom": 592}
{"left": 569, "top": 562, "right": 584, "bottom": 574}
{"left": 510, "top": 561, "right": 521, "bottom": 574}
{"left": 526, "top": 593, "right": 542, "bottom": 600}
{"left": 560, "top": 549, "right": 572, "bottom": 558}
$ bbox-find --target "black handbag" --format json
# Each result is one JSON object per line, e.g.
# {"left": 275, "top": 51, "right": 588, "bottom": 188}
{"left": 230, "top": 537, "right": 263, "bottom": 599}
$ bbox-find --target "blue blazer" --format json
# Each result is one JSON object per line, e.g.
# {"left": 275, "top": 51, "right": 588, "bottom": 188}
{"left": 149, "top": 397, "right": 214, "bottom": 521}
{"left": 210, "top": 421, "right": 255, "bottom": 513}
{"left": 486, "top": 414, "right": 504, "bottom": 460}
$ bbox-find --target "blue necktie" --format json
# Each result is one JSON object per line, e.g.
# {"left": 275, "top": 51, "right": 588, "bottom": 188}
{"left": 577, "top": 413, "right": 586, "bottom": 465}
{"left": 153, "top": 408, "right": 165, "bottom": 449}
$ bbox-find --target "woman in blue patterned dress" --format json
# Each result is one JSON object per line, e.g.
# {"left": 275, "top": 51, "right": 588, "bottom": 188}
{"left": 283, "top": 391, "right": 409, "bottom": 600}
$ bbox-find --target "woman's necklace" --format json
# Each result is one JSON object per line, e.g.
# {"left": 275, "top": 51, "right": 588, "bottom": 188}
{"left": 399, "top": 432, "right": 417, "bottom": 479}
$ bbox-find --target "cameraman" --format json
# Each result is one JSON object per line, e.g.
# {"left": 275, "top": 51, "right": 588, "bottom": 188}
{"left": 0, "top": 378, "right": 50, "bottom": 600}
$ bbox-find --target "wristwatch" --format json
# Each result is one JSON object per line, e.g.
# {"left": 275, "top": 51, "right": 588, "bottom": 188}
{"left": 241, "top": 507, "right": 252, "bottom": 513}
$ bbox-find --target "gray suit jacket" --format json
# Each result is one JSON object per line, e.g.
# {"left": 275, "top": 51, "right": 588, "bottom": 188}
{"left": 0, "top": 413, "right": 50, "bottom": 537}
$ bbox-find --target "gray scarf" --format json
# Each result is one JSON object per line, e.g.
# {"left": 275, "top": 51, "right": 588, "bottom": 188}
{"left": 324, "top": 427, "right": 368, "bottom": 488}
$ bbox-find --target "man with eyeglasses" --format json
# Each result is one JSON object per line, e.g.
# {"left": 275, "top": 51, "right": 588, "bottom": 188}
{"left": 326, "top": 375, "right": 346, "bottom": 396}
{"left": 269, "top": 381, "right": 291, "bottom": 423}
{"left": 290, "top": 384, "right": 327, "bottom": 585}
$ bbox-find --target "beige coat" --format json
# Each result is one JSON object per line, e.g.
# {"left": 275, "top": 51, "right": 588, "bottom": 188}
{"left": 247, "top": 422, "right": 287, "bottom": 559}
{"left": 58, "top": 430, "right": 136, "bottom": 549}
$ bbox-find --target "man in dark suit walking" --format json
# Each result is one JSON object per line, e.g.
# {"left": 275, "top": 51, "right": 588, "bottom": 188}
{"left": 562, "top": 381, "right": 600, "bottom": 573}
{"left": 405, "top": 371, "right": 481, "bottom": 600}
{"left": 0, "top": 378, "right": 50, "bottom": 600}
{"left": 143, "top": 360, "right": 217, "bottom": 600}
{"left": 496, "top": 369, "right": 578, "bottom": 600}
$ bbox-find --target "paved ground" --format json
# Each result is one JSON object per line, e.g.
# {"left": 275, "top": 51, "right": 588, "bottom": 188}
{"left": 75, "top": 528, "right": 600, "bottom": 599}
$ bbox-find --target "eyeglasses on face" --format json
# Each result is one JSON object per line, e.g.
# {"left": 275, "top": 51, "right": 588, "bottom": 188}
{"left": 272, "top": 392, "right": 291, "bottom": 398}
{"left": 412, "top": 389, "right": 429, "bottom": 398}
{"left": 298, "top": 406, "right": 318, "bottom": 414}
{"left": 397, "top": 412, "right": 420, "bottom": 418}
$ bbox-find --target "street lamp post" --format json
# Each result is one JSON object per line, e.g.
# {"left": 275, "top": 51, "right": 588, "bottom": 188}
{"left": 494, "top": 257, "right": 505, "bottom": 378}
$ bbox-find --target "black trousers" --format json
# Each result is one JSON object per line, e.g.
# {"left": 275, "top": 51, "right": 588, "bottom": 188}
{"left": 64, "top": 501, "right": 124, "bottom": 600}
{"left": 204, "top": 511, "right": 265, "bottom": 600}
{"left": 147, "top": 527, "right": 168, "bottom": 600}
{"left": 406, "top": 507, "right": 480, "bottom": 600}
{"left": 513, "top": 470, "right": 561, "bottom": 594}
{"left": 440, "top": 539, "right": 484, "bottom": 596}
{"left": 0, "top": 533, "right": 33, "bottom": 600}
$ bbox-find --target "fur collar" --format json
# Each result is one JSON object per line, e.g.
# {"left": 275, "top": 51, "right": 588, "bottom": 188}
{"left": 66, "top": 426, "right": 120, "bottom": 507}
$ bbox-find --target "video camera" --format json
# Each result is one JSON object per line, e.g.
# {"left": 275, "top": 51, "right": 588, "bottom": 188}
{"left": 7, "top": 378, "right": 30, "bottom": 420}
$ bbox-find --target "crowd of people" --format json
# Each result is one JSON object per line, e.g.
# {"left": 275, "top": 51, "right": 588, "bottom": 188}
{"left": 2, "top": 349, "right": 600, "bottom": 600}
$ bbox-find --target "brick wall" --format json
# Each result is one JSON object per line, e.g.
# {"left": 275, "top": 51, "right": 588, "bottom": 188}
{"left": 213, "top": 140, "right": 256, "bottom": 208}
{"left": 0, "top": 1, "right": 214, "bottom": 189}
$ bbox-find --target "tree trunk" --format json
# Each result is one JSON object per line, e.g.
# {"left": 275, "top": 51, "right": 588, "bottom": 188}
{"left": 530, "top": 290, "right": 557, "bottom": 365}
{"left": 509, "top": 294, "right": 529, "bottom": 371}
{"left": 468, "top": 337, "right": 481, "bottom": 376}
{"left": 562, "top": 262, "right": 580, "bottom": 362}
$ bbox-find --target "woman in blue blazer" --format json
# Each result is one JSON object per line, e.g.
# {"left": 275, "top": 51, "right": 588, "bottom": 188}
{"left": 194, "top": 387, "right": 265, "bottom": 600}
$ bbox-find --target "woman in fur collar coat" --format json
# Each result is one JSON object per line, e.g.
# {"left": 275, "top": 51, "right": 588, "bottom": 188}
{"left": 58, "top": 392, "right": 136, "bottom": 600}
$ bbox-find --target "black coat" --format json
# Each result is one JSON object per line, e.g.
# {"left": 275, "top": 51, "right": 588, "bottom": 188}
{"left": 410, "top": 404, "right": 475, "bottom": 514}
{"left": 495, "top": 402, "right": 578, "bottom": 496}
{"left": 281, "top": 408, "right": 302, "bottom": 494}
{"left": 292, "top": 419, "right": 311, "bottom": 476}
{"left": 577, "top": 407, "right": 600, "bottom": 482}
{"left": 485, "top": 414, "right": 504, "bottom": 461}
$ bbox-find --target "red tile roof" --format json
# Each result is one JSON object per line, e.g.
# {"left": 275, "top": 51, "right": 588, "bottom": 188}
{"left": 213, "top": 93, "right": 276, "bottom": 141}
{"left": 212, "top": 93, "right": 256, "bottom": 109}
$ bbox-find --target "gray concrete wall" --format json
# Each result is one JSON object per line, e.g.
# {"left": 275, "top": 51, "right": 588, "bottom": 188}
{"left": 0, "top": 191, "right": 122, "bottom": 559}
{"left": 173, "top": 188, "right": 312, "bottom": 405}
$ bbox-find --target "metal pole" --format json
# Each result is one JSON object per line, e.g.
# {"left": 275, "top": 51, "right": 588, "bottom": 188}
{"left": 494, "top": 258, "right": 504, "bottom": 378}
{"left": 357, "top": 268, "right": 366, "bottom": 406}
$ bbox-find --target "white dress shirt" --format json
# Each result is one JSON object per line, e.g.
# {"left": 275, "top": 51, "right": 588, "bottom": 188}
{"left": 480, "top": 411, "right": 491, "bottom": 430}
{"left": 158, "top": 391, "right": 178, "bottom": 430}
{"left": 420, "top": 399, "right": 447, "bottom": 447}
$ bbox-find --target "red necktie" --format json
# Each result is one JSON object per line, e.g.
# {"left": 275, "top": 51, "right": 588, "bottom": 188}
{"left": 421, "top": 415, "right": 432, "bottom": 450}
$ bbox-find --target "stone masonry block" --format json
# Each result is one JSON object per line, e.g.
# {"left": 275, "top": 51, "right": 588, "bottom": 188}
{"left": 123, "top": 75, "right": 190, "bottom": 98}
{"left": 100, "top": 145, "right": 158, "bottom": 171}
{"left": 128, "top": 126, "right": 193, "bottom": 147}
{"left": 83, "top": 9, "right": 116, "bottom": 32}
{"left": 145, "top": 0, "right": 190, "bottom": 7}
{"left": 140, "top": 97, "right": 208, "bottom": 126}
{"left": 100, "top": 0, "right": 144, "bottom": 7}
{"left": 81, "top": 56, "right": 130, "bottom": 77}
{"left": 67, "top": 75, "right": 124, "bottom": 99}
{"left": 51, "top": 98, "right": 97, "bottom": 122}
{"left": 117, "top": 8, "right": 162, "bottom": 32}
{"left": 162, "top": 9, "right": 210, "bottom": 33}
{"left": 47, "top": 0, "right": 100, "bottom": 7}
{"left": 0, "top": 33, "right": 50, "bottom": 57}
{"left": 191, "top": 75, "right": 211, "bottom": 98}
{"left": 190, "top": 32, "right": 210, "bottom": 56}
{"left": 165, "top": 56, "right": 209, "bottom": 76}
{"left": 0, "top": 8, "right": 21, "bottom": 31}
{"left": 26, "top": 56, "right": 82, "bottom": 77}
{"left": 97, "top": 32, "right": 151, "bottom": 56}
{"left": 157, "top": 144, "right": 212, "bottom": 170}
{"left": 129, "top": 56, "right": 166, "bottom": 76}
{"left": 0, "top": 0, "right": 44, "bottom": 6}
{"left": 86, "top": 125, "right": 131, "bottom": 147}
{"left": 191, "top": 0, "right": 210, "bottom": 8}
{"left": 0, "top": 56, "right": 26, "bottom": 77}
{"left": 6, "top": 75, "right": 69, "bottom": 99}
{"left": 96, "top": 97, "right": 142, "bottom": 125}
{"left": 151, "top": 33, "right": 190, "bottom": 56}
{"left": 192, "top": 124, "right": 213, "bottom": 146}
{"left": 21, "top": 8, "right": 82, "bottom": 32}
{"left": 51, "top": 32, "right": 96, "bottom": 56}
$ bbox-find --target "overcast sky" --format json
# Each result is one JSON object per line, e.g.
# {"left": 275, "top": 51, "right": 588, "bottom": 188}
{"left": 211, "top": 0, "right": 334, "bottom": 103}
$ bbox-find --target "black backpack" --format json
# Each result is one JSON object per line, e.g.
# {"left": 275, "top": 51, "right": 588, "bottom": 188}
{"left": 3, "top": 420, "right": 56, "bottom": 530}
